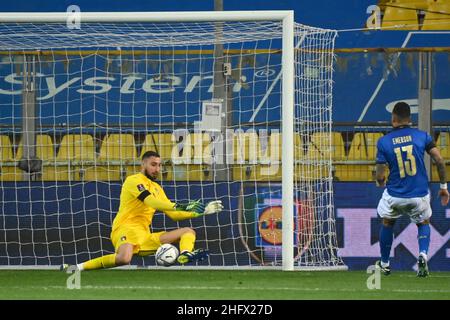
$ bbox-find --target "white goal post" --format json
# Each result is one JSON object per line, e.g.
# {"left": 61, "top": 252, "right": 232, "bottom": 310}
{"left": 0, "top": 11, "right": 346, "bottom": 271}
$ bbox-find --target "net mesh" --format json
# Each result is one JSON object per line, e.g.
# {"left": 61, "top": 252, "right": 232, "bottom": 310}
{"left": 0, "top": 19, "right": 344, "bottom": 268}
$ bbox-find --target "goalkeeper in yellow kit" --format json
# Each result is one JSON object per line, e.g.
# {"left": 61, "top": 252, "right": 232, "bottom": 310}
{"left": 61, "top": 150, "right": 223, "bottom": 271}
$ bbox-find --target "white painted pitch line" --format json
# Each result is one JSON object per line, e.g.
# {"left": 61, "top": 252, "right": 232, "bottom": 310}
{"left": 398, "top": 274, "right": 450, "bottom": 278}
{"left": 2, "top": 285, "right": 450, "bottom": 293}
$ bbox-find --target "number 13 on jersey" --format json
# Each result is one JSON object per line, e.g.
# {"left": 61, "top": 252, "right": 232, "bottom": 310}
{"left": 394, "top": 145, "right": 417, "bottom": 178}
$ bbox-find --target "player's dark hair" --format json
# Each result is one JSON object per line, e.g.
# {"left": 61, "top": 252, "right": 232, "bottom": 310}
{"left": 142, "top": 150, "right": 160, "bottom": 160}
{"left": 392, "top": 102, "right": 411, "bottom": 120}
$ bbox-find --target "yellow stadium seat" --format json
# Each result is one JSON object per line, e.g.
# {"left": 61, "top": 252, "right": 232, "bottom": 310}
{"left": 382, "top": 5, "right": 419, "bottom": 30}
{"left": 267, "top": 132, "right": 282, "bottom": 160}
{"left": 0, "top": 135, "right": 14, "bottom": 161}
{"left": 0, "top": 135, "right": 22, "bottom": 181}
{"left": 168, "top": 132, "right": 195, "bottom": 181}
{"left": 256, "top": 132, "right": 282, "bottom": 181}
{"left": 233, "top": 130, "right": 260, "bottom": 181}
{"left": 170, "top": 132, "right": 191, "bottom": 167}
{"left": 431, "top": 132, "right": 450, "bottom": 181}
{"left": 16, "top": 134, "right": 56, "bottom": 180}
{"left": 249, "top": 132, "right": 305, "bottom": 182}
{"left": 303, "top": 132, "right": 345, "bottom": 181}
{"left": 99, "top": 134, "right": 136, "bottom": 161}
{"left": 16, "top": 134, "right": 55, "bottom": 160}
{"left": 141, "top": 133, "right": 174, "bottom": 161}
{"left": 56, "top": 134, "right": 96, "bottom": 181}
{"left": 188, "top": 133, "right": 212, "bottom": 164}
{"left": 184, "top": 133, "right": 212, "bottom": 181}
{"left": 390, "top": 0, "right": 429, "bottom": 10}
{"left": 345, "top": 132, "right": 384, "bottom": 181}
{"left": 422, "top": 2, "right": 450, "bottom": 30}
{"left": 435, "top": 132, "right": 450, "bottom": 158}
{"left": 306, "top": 132, "right": 346, "bottom": 160}
{"left": 293, "top": 133, "right": 307, "bottom": 181}
{"left": 57, "top": 134, "right": 95, "bottom": 161}
{"left": 97, "top": 134, "right": 137, "bottom": 181}
{"left": 233, "top": 130, "right": 259, "bottom": 164}
{"left": 140, "top": 133, "right": 174, "bottom": 181}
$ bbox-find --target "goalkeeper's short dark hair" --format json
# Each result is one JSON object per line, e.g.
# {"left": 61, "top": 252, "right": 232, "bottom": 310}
{"left": 392, "top": 102, "right": 411, "bottom": 120}
{"left": 142, "top": 150, "right": 160, "bottom": 160}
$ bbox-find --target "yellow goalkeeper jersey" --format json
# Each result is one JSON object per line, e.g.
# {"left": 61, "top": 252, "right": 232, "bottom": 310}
{"left": 111, "top": 172, "right": 194, "bottom": 232}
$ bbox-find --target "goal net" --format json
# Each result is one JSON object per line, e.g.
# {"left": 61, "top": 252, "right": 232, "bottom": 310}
{"left": 0, "top": 12, "right": 345, "bottom": 269}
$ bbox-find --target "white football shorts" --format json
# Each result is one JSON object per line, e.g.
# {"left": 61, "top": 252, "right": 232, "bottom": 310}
{"left": 377, "top": 189, "right": 432, "bottom": 224}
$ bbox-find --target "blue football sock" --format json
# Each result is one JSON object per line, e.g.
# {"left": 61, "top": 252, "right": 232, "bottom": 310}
{"left": 379, "top": 225, "right": 394, "bottom": 264}
{"left": 417, "top": 224, "right": 431, "bottom": 256}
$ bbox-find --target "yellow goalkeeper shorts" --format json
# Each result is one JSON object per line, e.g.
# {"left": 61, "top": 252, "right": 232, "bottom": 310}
{"left": 111, "top": 224, "right": 166, "bottom": 256}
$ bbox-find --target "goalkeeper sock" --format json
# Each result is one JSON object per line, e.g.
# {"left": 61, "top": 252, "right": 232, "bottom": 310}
{"left": 417, "top": 224, "right": 430, "bottom": 257}
{"left": 379, "top": 225, "right": 393, "bottom": 264}
{"left": 179, "top": 232, "right": 196, "bottom": 253}
{"left": 81, "top": 253, "right": 117, "bottom": 271}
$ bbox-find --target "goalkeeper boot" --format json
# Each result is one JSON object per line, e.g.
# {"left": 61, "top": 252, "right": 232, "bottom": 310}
{"left": 177, "top": 248, "right": 209, "bottom": 264}
{"left": 417, "top": 254, "right": 429, "bottom": 278}
{"left": 375, "top": 260, "right": 391, "bottom": 276}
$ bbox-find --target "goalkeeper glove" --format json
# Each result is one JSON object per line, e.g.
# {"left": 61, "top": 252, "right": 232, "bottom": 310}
{"left": 174, "top": 199, "right": 205, "bottom": 214}
{"left": 192, "top": 200, "right": 224, "bottom": 217}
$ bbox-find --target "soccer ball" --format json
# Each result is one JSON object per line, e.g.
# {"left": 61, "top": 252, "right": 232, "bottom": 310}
{"left": 155, "top": 243, "right": 179, "bottom": 267}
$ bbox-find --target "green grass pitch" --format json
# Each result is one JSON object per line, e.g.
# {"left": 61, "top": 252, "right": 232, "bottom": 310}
{"left": 0, "top": 270, "right": 449, "bottom": 299}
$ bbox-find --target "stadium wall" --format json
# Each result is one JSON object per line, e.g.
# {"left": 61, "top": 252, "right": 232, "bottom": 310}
{"left": 0, "top": 182, "right": 448, "bottom": 271}
{"left": 1, "top": 51, "right": 449, "bottom": 127}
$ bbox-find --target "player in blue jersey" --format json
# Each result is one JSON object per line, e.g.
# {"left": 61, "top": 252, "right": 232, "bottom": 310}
{"left": 375, "top": 102, "right": 449, "bottom": 277}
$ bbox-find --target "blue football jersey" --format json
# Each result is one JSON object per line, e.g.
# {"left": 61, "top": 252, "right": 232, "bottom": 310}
{"left": 376, "top": 126, "right": 435, "bottom": 198}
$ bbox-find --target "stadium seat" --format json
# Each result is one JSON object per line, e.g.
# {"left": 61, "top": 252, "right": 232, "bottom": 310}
{"left": 390, "top": 0, "right": 429, "bottom": 10}
{"left": 187, "top": 133, "right": 212, "bottom": 164}
{"left": 0, "top": 135, "right": 14, "bottom": 160}
{"left": 431, "top": 132, "right": 450, "bottom": 181}
{"left": 303, "top": 132, "right": 346, "bottom": 181}
{"left": 258, "top": 132, "right": 282, "bottom": 181}
{"left": 16, "top": 134, "right": 55, "bottom": 160}
{"left": 294, "top": 133, "right": 305, "bottom": 160}
{"left": 97, "top": 134, "right": 137, "bottom": 181}
{"left": 0, "top": 135, "right": 21, "bottom": 181}
{"left": 422, "top": 2, "right": 450, "bottom": 30}
{"left": 346, "top": 132, "right": 384, "bottom": 181}
{"left": 294, "top": 133, "right": 308, "bottom": 181}
{"left": 166, "top": 132, "right": 195, "bottom": 181}
{"left": 307, "top": 132, "right": 346, "bottom": 160}
{"left": 141, "top": 133, "right": 174, "bottom": 161}
{"left": 16, "top": 134, "right": 56, "bottom": 180}
{"left": 57, "top": 134, "right": 95, "bottom": 161}
{"left": 382, "top": 5, "right": 419, "bottom": 30}
{"left": 99, "top": 134, "right": 137, "bottom": 161}
{"left": 233, "top": 130, "right": 259, "bottom": 164}
{"left": 140, "top": 133, "right": 174, "bottom": 181}
{"left": 184, "top": 133, "right": 212, "bottom": 181}
{"left": 435, "top": 132, "right": 450, "bottom": 158}
{"left": 56, "top": 134, "right": 96, "bottom": 181}
{"left": 170, "top": 132, "right": 192, "bottom": 167}
{"left": 233, "top": 130, "right": 260, "bottom": 180}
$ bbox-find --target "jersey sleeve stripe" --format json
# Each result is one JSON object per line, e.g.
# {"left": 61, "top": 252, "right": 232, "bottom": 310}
{"left": 137, "top": 190, "right": 151, "bottom": 202}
